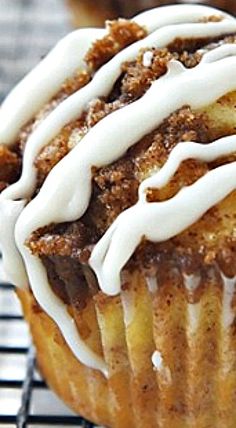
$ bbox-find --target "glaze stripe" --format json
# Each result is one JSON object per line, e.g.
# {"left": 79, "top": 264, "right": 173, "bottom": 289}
{"left": 134, "top": 4, "right": 232, "bottom": 32}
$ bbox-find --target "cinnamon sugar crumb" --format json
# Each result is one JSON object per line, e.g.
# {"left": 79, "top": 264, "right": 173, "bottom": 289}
{"left": 0, "top": 145, "right": 21, "bottom": 188}
{"left": 35, "top": 116, "right": 86, "bottom": 188}
{"left": 59, "top": 70, "right": 90, "bottom": 96}
{"left": 85, "top": 20, "right": 147, "bottom": 71}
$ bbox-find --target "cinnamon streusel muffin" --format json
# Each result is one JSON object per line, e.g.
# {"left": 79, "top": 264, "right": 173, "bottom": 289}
{"left": 1, "top": 4, "right": 236, "bottom": 427}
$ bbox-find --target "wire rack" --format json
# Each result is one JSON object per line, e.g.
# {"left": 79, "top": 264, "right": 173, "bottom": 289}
{"left": 0, "top": 254, "right": 98, "bottom": 428}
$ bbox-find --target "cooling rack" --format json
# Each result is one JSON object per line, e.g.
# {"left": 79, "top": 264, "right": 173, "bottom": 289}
{"left": 0, "top": 254, "right": 97, "bottom": 428}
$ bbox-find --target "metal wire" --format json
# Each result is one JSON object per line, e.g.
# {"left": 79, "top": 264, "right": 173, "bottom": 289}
{"left": 0, "top": 255, "right": 96, "bottom": 428}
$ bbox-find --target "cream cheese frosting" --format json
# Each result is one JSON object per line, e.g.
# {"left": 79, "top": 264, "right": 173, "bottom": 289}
{"left": 1, "top": 4, "right": 236, "bottom": 374}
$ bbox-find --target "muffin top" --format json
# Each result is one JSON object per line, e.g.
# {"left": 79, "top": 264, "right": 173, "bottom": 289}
{"left": 1, "top": 4, "right": 236, "bottom": 372}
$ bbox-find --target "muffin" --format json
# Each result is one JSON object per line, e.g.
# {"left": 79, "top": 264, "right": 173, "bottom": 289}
{"left": 67, "top": 0, "right": 236, "bottom": 27}
{"left": 1, "top": 4, "right": 236, "bottom": 427}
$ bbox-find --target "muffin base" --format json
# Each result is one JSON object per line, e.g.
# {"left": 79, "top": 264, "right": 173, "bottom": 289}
{"left": 17, "top": 288, "right": 111, "bottom": 427}
{"left": 17, "top": 266, "right": 236, "bottom": 428}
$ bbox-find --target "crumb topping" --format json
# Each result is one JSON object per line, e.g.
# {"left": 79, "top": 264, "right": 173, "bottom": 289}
{"left": 0, "top": 145, "right": 21, "bottom": 191}
{"left": 85, "top": 19, "right": 147, "bottom": 71}
{"left": 28, "top": 105, "right": 210, "bottom": 257}
{"left": 2, "top": 19, "right": 236, "bottom": 302}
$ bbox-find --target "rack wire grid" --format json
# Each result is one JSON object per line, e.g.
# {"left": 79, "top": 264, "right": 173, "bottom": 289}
{"left": 0, "top": 253, "right": 99, "bottom": 428}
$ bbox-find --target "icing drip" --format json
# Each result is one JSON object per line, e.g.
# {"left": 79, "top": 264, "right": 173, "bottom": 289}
{"left": 152, "top": 350, "right": 163, "bottom": 370}
{"left": 16, "top": 242, "right": 108, "bottom": 375}
{"left": 0, "top": 199, "right": 26, "bottom": 286}
{"left": 146, "top": 276, "right": 158, "bottom": 294}
{"left": 152, "top": 350, "right": 171, "bottom": 383}
{"left": 183, "top": 273, "right": 201, "bottom": 294}
{"left": 142, "top": 51, "right": 154, "bottom": 67}
{"left": 221, "top": 273, "right": 236, "bottom": 329}
{"left": 139, "top": 136, "right": 236, "bottom": 201}
{"left": 201, "top": 43, "right": 236, "bottom": 63}
{"left": 220, "top": 273, "right": 236, "bottom": 377}
{"left": 0, "top": 4, "right": 236, "bottom": 373}
{"left": 187, "top": 303, "right": 201, "bottom": 336}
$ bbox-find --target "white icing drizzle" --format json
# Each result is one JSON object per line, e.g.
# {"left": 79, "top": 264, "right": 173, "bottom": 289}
{"left": 152, "top": 350, "right": 171, "bottom": 383}
{"left": 200, "top": 43, "right": 236, "bottom": 63}
{"left": 142, "top": 51, "right": 154, "bottom": 67}
{"left": 183, "top": 272, "right": 201, "bottom": 341}
{"left": 9, "top": 57, "right": 236, "bottom": 286}
{"left": 0, "top": 28, "right": 106, "bottom": 146}
{"left": 183, "top": 273, "right": 201, "bottom": 294}
{"left": 0, "top": 4, "right": 236, "bottom": 373}
{"left": 152, "top": 350, "right": 163, "bottom": 370}
{"left": 146, "top": 276, "right": 158, "bottom": 294}
{"left": 5, "top": 20, "right": 235, "bottom": 201}
{"left": 134, "top": 4, "right": 232, "bottom": 33}
{"left": 121, "top": 289, "right": 135, "bottom": 327}
{"left": 1, "top": 4, "right": 227, "bottom": 148}
{"left": 0, "top": 199, "right": 26, "bottom": 286}
{"left": 2, "top": 17, "right": 235, "bottom": 291}
{"left": 221, "top": 273, "right": 236, "bottom": 329}
{"left": 184, "top": 273, "right": 201, "bottom": 335}
{"left": 2, "top": 6, "right": 232, "bottom": 289}
{"left": 0, "top": 7, "right": 236, "bottom": 283}
{"left": 187, "top": 303, "right": 201, "bottom": 336}
{"left": 139, "top": 136, "right": 236, "bottom": 202}
{"left": 15, "top": 240, "right": 108, "bottom": 376}
{"left": 219, "top": 272, "right": 236, "bottom": 377}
